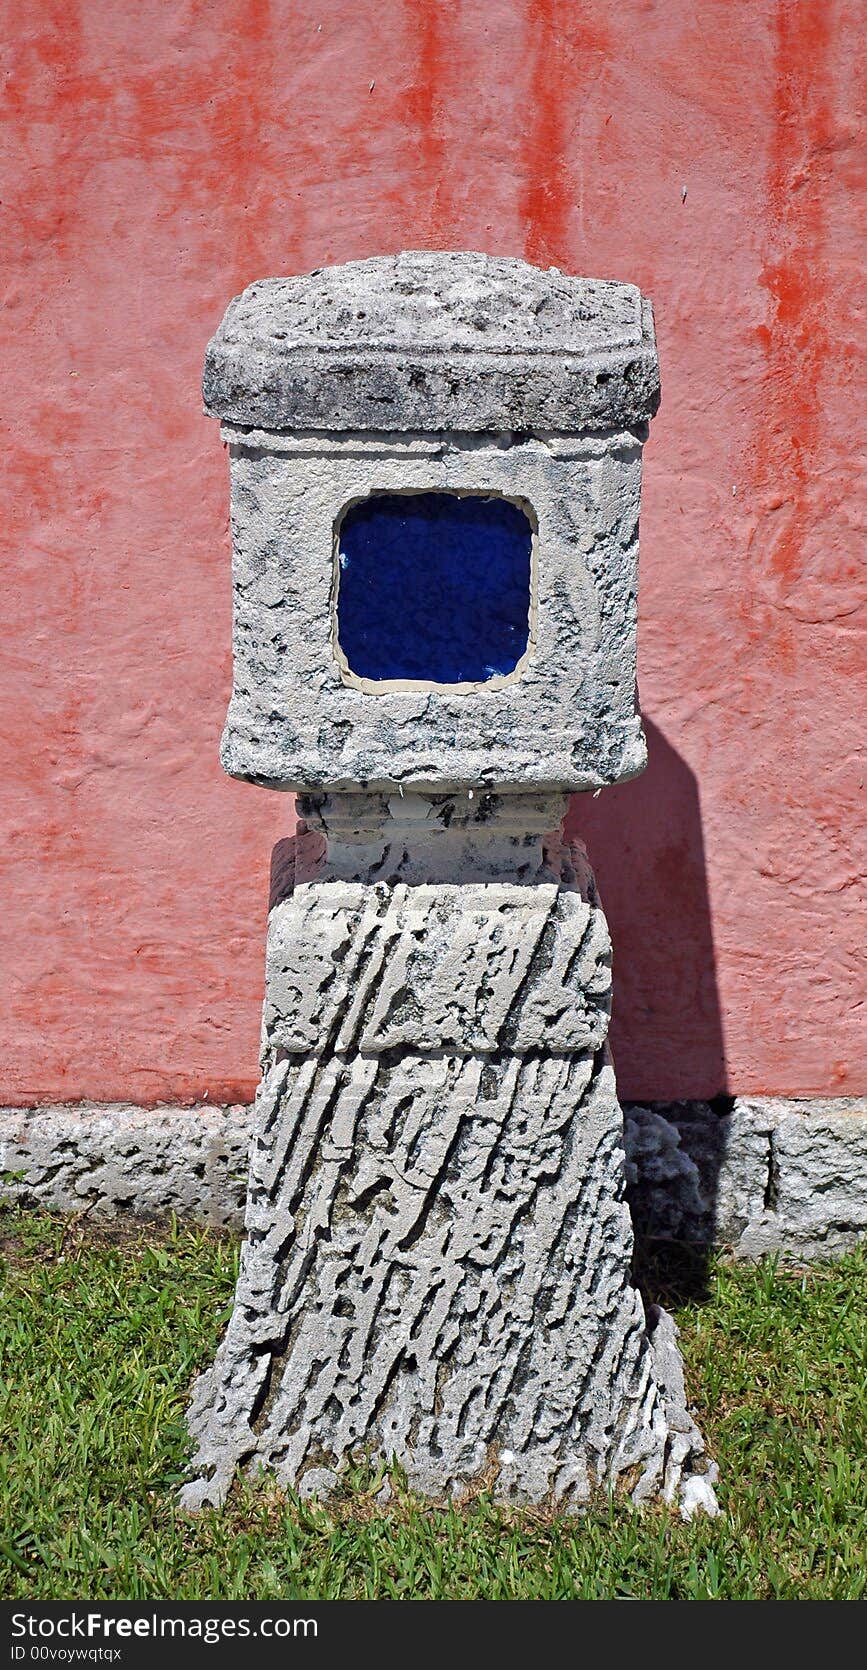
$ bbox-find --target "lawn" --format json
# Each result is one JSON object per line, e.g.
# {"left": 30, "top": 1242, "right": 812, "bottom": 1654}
{"left": 0, "top": 1207, "right": 864, "bottom": 1600}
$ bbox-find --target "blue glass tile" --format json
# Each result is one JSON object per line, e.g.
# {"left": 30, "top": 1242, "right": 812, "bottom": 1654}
{"left": 336, "top": 492, "right": 533, "bottom": 685}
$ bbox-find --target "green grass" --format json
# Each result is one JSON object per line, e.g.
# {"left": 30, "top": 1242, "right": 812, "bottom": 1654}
{"left": 0, "top": 1207, "right": 864, "bottom": 1600}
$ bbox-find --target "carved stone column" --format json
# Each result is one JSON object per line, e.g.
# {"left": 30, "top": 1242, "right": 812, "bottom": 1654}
{"left": 182, "top": 253, "right": 718, "bottom": 1517}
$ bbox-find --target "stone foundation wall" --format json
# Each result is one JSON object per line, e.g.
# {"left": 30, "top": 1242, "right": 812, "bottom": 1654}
{"left": 2, "top": 1096, "right": 865, "bottom": 1262}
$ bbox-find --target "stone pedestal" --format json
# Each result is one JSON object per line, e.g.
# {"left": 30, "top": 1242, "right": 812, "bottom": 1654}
{"left": 181, "top": 795, "right": 717, "bottom": 1514}
{"left": 184, "top": 254, "right": 718, "bottom": 1519}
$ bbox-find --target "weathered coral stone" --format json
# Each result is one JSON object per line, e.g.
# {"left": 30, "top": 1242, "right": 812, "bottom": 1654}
{"left": 182, "top": 255, "right": 717, "bottom": 1518}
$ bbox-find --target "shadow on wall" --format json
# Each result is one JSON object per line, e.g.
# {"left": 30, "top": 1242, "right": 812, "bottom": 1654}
{"left": 567, "top": 716, "right": 727, "bottom": 1102}
{"left": 567, "top": 716, "right": 731, "bottom": 1304}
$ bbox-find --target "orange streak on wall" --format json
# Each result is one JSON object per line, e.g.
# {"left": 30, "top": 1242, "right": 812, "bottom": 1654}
{"left": 404, "top": 0, "right": 449, "bottom": 243}
{"left": 752, "top": 0, "right": 831, "bottom": 591}
{"left": 520, "top": 0, "right": 609, "bottom": 266}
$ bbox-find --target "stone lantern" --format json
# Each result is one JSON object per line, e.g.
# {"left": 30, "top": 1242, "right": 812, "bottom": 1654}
{"left": 182, "top": 252, "right": 717, "bottom": 1517}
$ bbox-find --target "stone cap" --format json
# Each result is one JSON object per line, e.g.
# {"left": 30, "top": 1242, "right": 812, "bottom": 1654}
{"left": 203, "top": 251, "right": 660, "bottom": 434}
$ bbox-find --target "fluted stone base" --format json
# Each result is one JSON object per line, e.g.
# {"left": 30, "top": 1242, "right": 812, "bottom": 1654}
{"left": 181, "top": 795, "right": 717, "bottom": 1516}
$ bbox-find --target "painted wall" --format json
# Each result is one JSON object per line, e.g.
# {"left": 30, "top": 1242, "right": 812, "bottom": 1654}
{"left": 2, "top": 0, "right": 864, "bottom": 1105}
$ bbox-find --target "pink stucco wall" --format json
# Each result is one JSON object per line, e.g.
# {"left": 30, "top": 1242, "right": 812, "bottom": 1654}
{"left": 2, "top": 1, "right": 864, "bottom": 1105}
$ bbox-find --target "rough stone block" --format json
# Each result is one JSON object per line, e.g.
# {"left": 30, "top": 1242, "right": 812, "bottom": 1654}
{"left": 262, "top": 879, "right": 611, "bottom": 1058}
{"left": 219, "top": 429, "right": 646, "bottom": 794}
{"left": 732, "top": 1098, "right": 867, "bottom": 1259}
{"left": 204, "top": 251, "right": 660, "bottom": 435}
{"left": 180, "top": 835, "right": 714, "bottom": 1512}
{"left": 0, "top": 1102, "right": 249, "bottom": 1228}
{"left": 205, "top": 252, "right": 657, "bottom": 796}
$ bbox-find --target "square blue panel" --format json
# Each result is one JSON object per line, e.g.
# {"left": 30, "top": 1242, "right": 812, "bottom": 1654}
{"left": 336, "top": 492, "right": 533, "bottom": 686}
